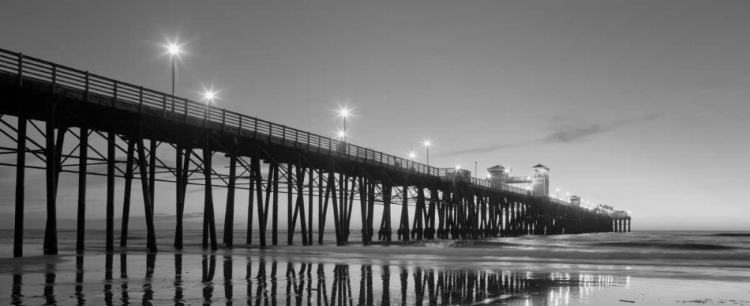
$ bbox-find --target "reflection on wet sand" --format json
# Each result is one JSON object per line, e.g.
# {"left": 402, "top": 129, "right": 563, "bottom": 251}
{"left": 75, "top": 255, "right": 84, "bottom": 305}
{"left": 174, "top": 253, "right": 183, "bottom": 305}
{"left": 5, "top": 252, "right": 624, "bottom": 305}
{"left": 120, "top": 253, "right": 128, "bottom": 305}
{"left": 11, "top": 273, "right": 22, "bottom": 306}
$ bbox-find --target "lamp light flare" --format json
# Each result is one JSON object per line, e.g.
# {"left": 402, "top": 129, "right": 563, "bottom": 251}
{"left": 168, "top": 44, "right": 182, "bottom": 56}
{"left": 164, "top": 39, "right": 184, "bottom": 58}
{"left": 408, "top": 152, "right": 417, "bottom": 160}
{"left": 338, "top": 107, "right": 351, "bottom": 118}
{"left": 423, "top": 140, "right": 432, "bottom": 147}
{"left": 337, "top": 130, "right": 346, "bottom": 139}
{"left": 454, "top": 164, "right": 461, "bottom": 170}
{"left": 203, "top": 90, "right": 217, "bottom": 102}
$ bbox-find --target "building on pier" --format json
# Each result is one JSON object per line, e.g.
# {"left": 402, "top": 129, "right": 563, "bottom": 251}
{"left": 531, "top": 164, "right": 550, "bottom": 197}
{"left": 570, "top": 195, "right": 581, "bottom": 207}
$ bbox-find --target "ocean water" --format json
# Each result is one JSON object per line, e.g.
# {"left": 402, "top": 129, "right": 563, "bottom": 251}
{"left": 0, "top": 230, "right": 748, "bottom": 305}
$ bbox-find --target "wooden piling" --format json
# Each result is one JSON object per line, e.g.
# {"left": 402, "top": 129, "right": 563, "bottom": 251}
{"left": 345, "top": 176, "right": 356, "bottom": 243}
{"left": 308, "top": 167, "right": 314, "bottom": 244}
{"left": 201, "top": 145, "right": 217, "bottom": 250}
{"left": 135, "top": 138, "right": 157, "bottom": 252}
{"left": 294, "top": 161, "right": 308, "bottom": 245}
{"left": 137, "top": 138, "right": 157, "bottom": 252}
{"left": 174, "top": 147, "right": 191, "bottom": 249}
{"left": 13, "top": 116, "right": 26, "bottom": 257}
{"left": 105, "top": 131, "right": 115, "bottom": 251}
{"left": 415, "top": 187, "right": 426, "bottom": 240}
{"left": 330, "top": 171, "right": 342, "bottom": 245}
{"left": 339, "top": 173, "right": 346, "bottom": 242}
{"left": 223, "top": 155, "right": 237, "bottom": 247}
{"left": 76, "top": 127, "right": 87, "bottom": 252}
{"left": 399, "top": 184, "right": 410, "bottom": 241}
{"left": 287, "top": 163, "right": 294, "bottom": 245}
{"left": 272, "top": 162, "right": 279, "bottom": 246}
{"left": 358, "top": 176, "right": 368, "bottom": 245}
{"left": 246, "top": 156, "right": 255, "bottom": 246}
{"left": 174, "top": 146, "right": 183, "bottom": 249}
{"left": 43, "top": 110, "right": 59, "bottom": 255}
{"left": 149, "top": 139, "right": 156, "bottom": 215}
{"left": 427, "top": 189, "right": 437, "bottom": 239}
{"left": 319, "top": 170, "right": 329, "bottom": 245}
{"left": 119, "top": 139, "right": 135, "bottom": 247}
{"left": 382, "top": 184, "right": 392, "bottom": 242}
{"left": 251, "top": 153, "right": 266, "bottom": 247}
{"left": 366, "top": 181, "right": 375, "bottom": 243}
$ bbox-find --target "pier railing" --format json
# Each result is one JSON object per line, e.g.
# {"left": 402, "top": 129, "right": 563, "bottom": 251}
{"left": 0, "top": 48, "right": 534, "bottom": 196}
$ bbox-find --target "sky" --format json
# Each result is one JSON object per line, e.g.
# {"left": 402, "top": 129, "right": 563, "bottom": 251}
{"left": 0, "top": 0, "right": 748, "bottom": 231}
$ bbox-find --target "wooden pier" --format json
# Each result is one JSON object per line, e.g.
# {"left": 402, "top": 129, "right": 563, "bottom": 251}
{"left": 0, "top": 48, "right": 628, "bottom": 257}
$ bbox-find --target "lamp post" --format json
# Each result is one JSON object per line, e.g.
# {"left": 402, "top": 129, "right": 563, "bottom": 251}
{"left": 338, "top": 107, "right": 350, "bottom": 143}
{"left": 423, "top": 140, "right": 432, "bottom": 165}
{"left": 556, "top": 188, "right": 560, "bottom": 199}
{"left": 165, "top": 41, "right": 183, "bottom": 110}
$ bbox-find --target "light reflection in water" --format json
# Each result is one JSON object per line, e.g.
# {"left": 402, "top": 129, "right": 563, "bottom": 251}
{"left": 5, "top": 251, "right": 626, "bottom": 305}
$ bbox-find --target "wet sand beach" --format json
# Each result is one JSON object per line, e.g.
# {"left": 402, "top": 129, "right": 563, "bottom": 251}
{"left": 0, "top": 230, "right": 749, "bottom": 305}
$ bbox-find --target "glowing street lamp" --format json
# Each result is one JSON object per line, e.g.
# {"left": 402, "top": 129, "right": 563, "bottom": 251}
{"left": 203, "top": 90, "right": 216, "bottom": 102}
{"left": 408, "top": 151, "right": 417, "bottom": 161}
{"left": 163, "top": 39, "right": 184, "bottom": 109}
{"left": 337, "top": 107, "right": 351, "bottom": 143}
{"left": 203, "top": 89, "right": 217, "bottom": 122}
{"left": 336, "top": 130, "right": 346, "bottom": 140}
{"left": 423, "top": 140, "right": 432, "bottom": 165}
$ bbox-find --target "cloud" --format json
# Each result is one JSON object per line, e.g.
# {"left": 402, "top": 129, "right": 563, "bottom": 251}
{"left": 437, "top": 113, "right": 661, "bottom": 157}
{"left": 543, "top": 113, "right": 660, "bottom": 144}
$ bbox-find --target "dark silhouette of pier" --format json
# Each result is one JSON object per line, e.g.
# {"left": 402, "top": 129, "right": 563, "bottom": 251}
{"left": 0, "top": 48, "right": 631, "bottom": 257}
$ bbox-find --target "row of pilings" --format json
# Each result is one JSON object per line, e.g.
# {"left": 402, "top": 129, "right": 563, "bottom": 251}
{"left": 2, "top": 75, "right": 624, "bottom": 258}
{"left": 613, "top": 218, "right": 632, "bottom": 232}
{"left": 4, "top": 114, "right": 622, "bottom": 257}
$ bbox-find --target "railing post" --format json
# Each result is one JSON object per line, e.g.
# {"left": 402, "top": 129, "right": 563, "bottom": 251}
{"left": 238, "top": 116, "right": 243, "bottom": 136}
{"left": 307, "top": 132, "right": 311, "bottom": 151}
{"left": 204, "top": 103, "right": 209, "bottom": 127}
{"left": 16, "top": 52, "right": 23, "bottom": 86}
{"left": 112, "top": 82, "right": 118, "bottom": 108}
{"left": 183, "top": 98, "right": 189, "bottom": 123}
{"left": 221, "top": 110, "right": 226, "bottom": 131}
{"left": 282, "top": 125, "right": 286, "bottom": 145}
{"left": 162, "top": 95, "right": 168, "bottom": 117}
{"left": 51, "top": 65, "right": 57, "bottom": 93}
{"left": 138, "top": 86, "right": 144, "bottom": 113}
{"left": 295, "top": 130, "right": 298, "bottom": 147}
{"left": 84, "top": 71, "right": 89, "bottom": 103}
